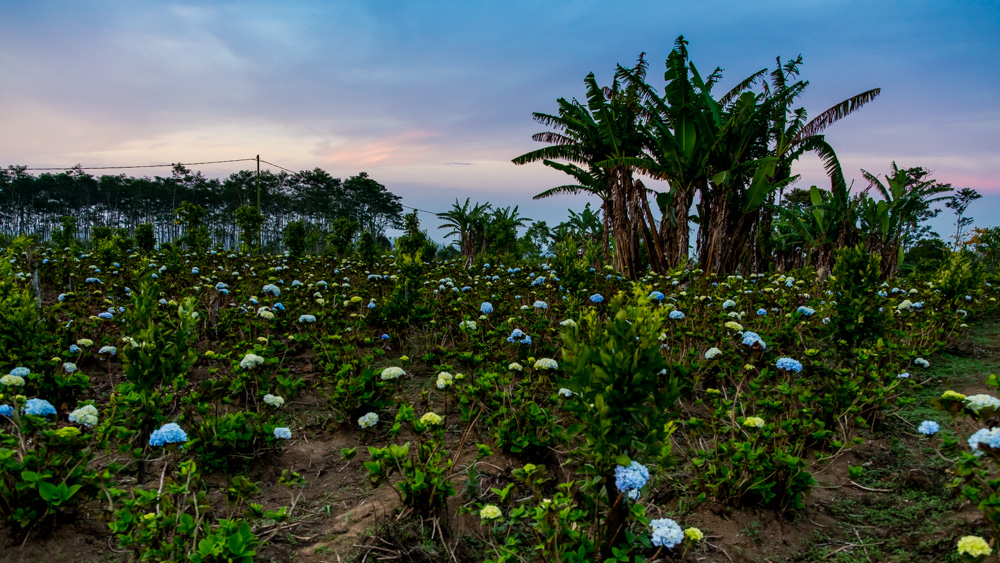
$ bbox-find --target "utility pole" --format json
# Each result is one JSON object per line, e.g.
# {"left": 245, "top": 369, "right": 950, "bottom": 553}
{"left": 256, "top": 154, "right": 261, "bottom": 210}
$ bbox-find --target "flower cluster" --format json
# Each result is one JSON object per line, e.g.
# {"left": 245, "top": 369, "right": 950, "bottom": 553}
{"left": 263, "top": 394, "right": 285, "bottom": 408}
{"left": 420, "top": 412, "right": 443, "bottom": 426}
{"left": 669, "top": 310, "right": 685, "bottom": 320}
{"left": 775, "top": 357, "right": 803, "bottom": 372}
{"left": 0, "top": 374, "right": 25, "bottom": 387}
{"left": 240, "top": 353, "right": 265, "bottom": 369}
{"left": 917, "top": 420, "right": 939, "bottom": 435}
{"left": 358, "top": 412, "right": 379, "bottom": 429}
{"left": 741, "top": 331, "right": 766, "bottom": 349}
{"left": 957, "top": 535, "right": 992, "bottom": 558}
{"left": 964, "top": 394, "right": 1000, "bottom": 412}
{"left": 22, "top": 398, "right": 56, "bottom": 417}
{"left": 69, "top": 404, "right": 99, "bottom": 427}
{"left": 649, "top": 518, "right": 685, "bottom": 548}
{"left": 480, "top": 302, "right": 493, "bottom": 314}
{"left": 298, "top": 314, "right": 317, "bottom": 323}
{"left": 380, "top": 367, "right": 405, "bottom": 380}
{"left": 614, "top": 461, "right": 650, "bottom": 500}
{"left": 263, "top": 284, "right": 281, "bottom": 296}
{"left": 533, "top": 358, "right": 558, "bottom": 370}
{"left": 507, "top": 328, "right": 531, "bottom": 345}
{"left": 480, "top": 504, "right": 502, "bottom": 520}
{"left": 968, "top": 427, "right": 1000, "bottom": 455}
{"left": 149, "top": 423, "right": 188, "bottom": 446}
{"left": 436, "top": 371, "right": 454, "bottom": 389}
{"left": 273, "top": 427, "right": 292, "bottom": 439}
{"left": 742, "top": 416, "right": 765, "bottom": 428}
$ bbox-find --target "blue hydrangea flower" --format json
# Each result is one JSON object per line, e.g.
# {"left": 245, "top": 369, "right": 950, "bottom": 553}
{"left": 298, "top": 314, "right": 317, "bottom": 323}
{"left": 741, "top": 331, "right": 766, "bottom": 349}
{"left": 614, "top": 461, "right": 650, "bottom": 500}
{"left": 0, "top": 404, "right": 12, "bottom": 417}
{"left": 98, "top": 312, "right": 114, "bottom": 320}
{"left": 533, "top": 300, "right": 548, "bottom": 310}
{"left": 273, "top": 303, "right": 285, "bottom": 311}
{"left": 669, "top": 310, "right": 685, "bottom": 320}
{"left": 531, "top": 276, "right": 546, "bottom": 287}
{"left": 381, "top": 334, "right": 390, "bottom": 340}
{"left": 968, "top": 427, "right": 1000, "bottom": 455}
{"left": 58, "top": 293, "right": 67, "bottom": 302}
{"left": 480, "top": 302, "right": 494, "bottom": 314}
{"left": 796, "top": 306, "right": 815, "bottom": 316}
{"left": 263, "top": 284, "right": 280, "bottom": 296}
{"left": 149, "top": 423, "right": 188, "bottom": 446}
{"left": 918, "top": 421, "right": 940, "bottom": 435}
{"left": 776, "top": 357, "right": 803, "bottom": 372}
{"left": 22, "top": 398, "right": 57, "bottom": 417}
{"left": 10, "top": 367, "right": 29, "bottom": 377}
{"left": 897, "top": 372, "right": 910, "bottom": 379}
{"left": 648, "top": 291, "right": 665, "bottom": 301}
{"left": 273, "top": 427, "right": 292, "bottom": 440}
{"left": 368, "top": 301, "right": 376, "bottom": 309}
{"left": 191, "top": 267, "right": 199, "bottom": 274}
{"left": 69, "top": 344, "right": 81, "bottom": 353}
{"left": 757, "top": 308, "right": 767, "bottom": 316}
{"left": 650, "top": 518, "right": 684, "bottom": 548}
{"left": 589, "top": 294, "right": 603, "bottom": 304}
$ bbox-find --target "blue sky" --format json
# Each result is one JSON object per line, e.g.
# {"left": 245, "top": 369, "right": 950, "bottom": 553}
{"left": 1, "top": 0, "right": 997, "bottom": 240}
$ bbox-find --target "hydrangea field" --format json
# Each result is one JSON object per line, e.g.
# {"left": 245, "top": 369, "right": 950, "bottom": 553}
{"left": 1, "top": 240, "right": 999, "bottom": 562}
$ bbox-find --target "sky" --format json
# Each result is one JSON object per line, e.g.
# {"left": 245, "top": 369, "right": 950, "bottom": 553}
{"left": 1, "top": 0, "right": 998, "bottom": 242}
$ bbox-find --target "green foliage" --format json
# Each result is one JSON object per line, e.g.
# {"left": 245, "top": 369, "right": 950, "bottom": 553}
{"left": 326, "top": 217, "right": 358, "bottom": 256}
{"left": 328, "top": 366, "right": 397, "bottom": 422}
{"left": 934, "top": 251, "right": 983, "bottom": 306}
{"left": 121, "top": 281, "right": 200, "bottom": 391}
{"left": 282, "top": 219, "right": 307, "bottom": 258}
{"left": 560, "top": 287, "right": 682, "bottom": 471}
{"left": 189, "top": 411, "right": 279, "bottom": 473}
{"left": 174, "top": 201, "right": 210, "bottom": 252}
{"left": 234, "top": 206, "right": 264, "bottom": 252}
{"left": 135, "top": 223, "right": 156, "bottom": 252}
{"left": 828, "top": 244, "right": 887, "bottom": 352}
{"left": 50, "top": 216, "right": 78, "bottom": 249}
{"left": 357, "top": 231, "right": 378, "bottom": 265}
{"left": 0, "top": 260, "right": 55, "bottom": 371}
{"left": 0, "top": 420, "right": 104, "bottom": 529}
{"left": 902, "top": 237, "right": 950, "bottom": 278}
{"left": 365, "top": 438, "right": 455, "bottom": 515}
{"left": 108, "top": 460, "right": 259, "bottom": 562}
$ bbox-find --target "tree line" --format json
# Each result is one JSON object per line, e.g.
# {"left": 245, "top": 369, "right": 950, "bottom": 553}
{"left": 512, "top": 36, "right": 981, "bottom": 278}
{"left": 0, "top": 163, "right": 404, "bottom": 251}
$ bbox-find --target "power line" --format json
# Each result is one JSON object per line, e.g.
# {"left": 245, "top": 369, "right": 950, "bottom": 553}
{"left": 258, "top": 159, "right": 298, "bottom": 175}
{"left": 20, "top": 157, "right": 257, "bottom": 172}
{"left": 15, "top": 155, "right": 442, "bottom": 216}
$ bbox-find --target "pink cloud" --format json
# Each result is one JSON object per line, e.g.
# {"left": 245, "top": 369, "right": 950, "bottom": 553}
{"left": 323, "top": 130, "right": 443, "bottom": 166}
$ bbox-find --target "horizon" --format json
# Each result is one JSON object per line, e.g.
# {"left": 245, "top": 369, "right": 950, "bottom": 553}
{"left": 2, "top": 0, "right": 997, "bottom": 242}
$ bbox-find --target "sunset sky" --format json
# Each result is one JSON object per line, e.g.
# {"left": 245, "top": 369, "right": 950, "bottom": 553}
{"left": 1, "top": 0, "right": 997, "bottom": 239}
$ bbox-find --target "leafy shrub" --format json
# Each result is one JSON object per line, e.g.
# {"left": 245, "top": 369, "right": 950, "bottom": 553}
{"left": 108, "top": 460, "right": 259, "bottom": 561}
{"left": 121, "top": 282, "right": 199, "bottom": 391}
{"left": 0, "top": 418, "right": 105, "bottom": 530}
{"left": 189, "top": 411, "right": 279, "bottom": 473}
{"left": 827, "top": 244, "right": 887, "bottom": 352}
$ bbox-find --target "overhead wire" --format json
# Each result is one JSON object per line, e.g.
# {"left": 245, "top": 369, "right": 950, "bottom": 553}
{"left": 14, "top": 155, "right": 442, "bottom": 217}
{"left": 20, "top": 157, "right": 257, "bottom": 172}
